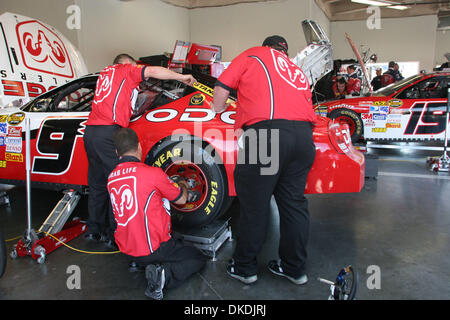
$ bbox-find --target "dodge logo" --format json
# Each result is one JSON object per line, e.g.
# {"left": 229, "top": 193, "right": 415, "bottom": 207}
{"left": 108, "top": 176, "right": 138, "bottom": 227}
{"left": 16, "top": 20, "right": 74, "bottom": 78}
{"left": 271, "top": 49, "right": 309, "bottom": 91}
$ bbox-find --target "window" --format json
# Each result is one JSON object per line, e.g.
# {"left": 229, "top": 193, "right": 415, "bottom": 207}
{"left": 396, "top": 76, "right": 449, "bottom": 100}
{"left": 21, "top": 77, "right": 98, "bottom": 113}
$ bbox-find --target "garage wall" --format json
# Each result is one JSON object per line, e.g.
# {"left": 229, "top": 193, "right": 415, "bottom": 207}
{"left": 74, "top": 0, "right": 190, "bottom": 72}
{"left": 435, "top": 30, "right": 450, "bottom": 67}
{"left": 330, "top": 15, "right": 438, "bottom": 73}
{"left": 189, "top": 0, "right": 330, "bottom": 61}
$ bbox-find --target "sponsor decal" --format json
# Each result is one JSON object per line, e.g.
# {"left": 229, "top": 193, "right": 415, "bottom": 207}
{"left": 370, "top": 106, "right": 389, "bottom": 114}
{"left": 189, "top": 94, "right": 205, "bottom": 106}
{"left": 361, "top": 113, "right": 372, "bottom": 120}
{"left": 0, "top": 136, "right": 5, "bottom": 147}
{"left": 387, "top": 114, "right": 402, "bottom": 123}
{"left": 373, "top": 101, "right": 388, "bottom": 106}
{"left": 0, "top": 123, "right": 7, "bottom": 135}
{"left": 7, "top": 126, "right": 22, "bottom": 137}
{"left": 7, "top": 112, "right": 26, "bottom": 126}
{"left": 193, "top": 82, "right": 215, "bottom": 97}
{"left": 386, "top": 123, "right": 401, "bottom": 128}
{"left": 0, "top": 160, "right": 6, "bottom": 168}
{"left": 0, "top": 115, "right": 8, "bottom": 123}
{"left": 5, "top": 137, "right": 22, "bottom": 153}
{"left": 372, "top": 128, "right": 387, "bottom": 133}
{"left": 363, "top": 119, "right": 376, "bottom": 127}
{"left": 315, "top": 105, "right": 328, "bottom": 117}
{"left": 16, "top": 19, "right": 74, "bottom": 78}
{"left": 388, "top": 99, "right": 403, "bottom": 108}
{"left": 373, "top": 114, "right": 387, "bottom": 121}
{"left": 5, "top": 152, "right": 24, "bottom": 162}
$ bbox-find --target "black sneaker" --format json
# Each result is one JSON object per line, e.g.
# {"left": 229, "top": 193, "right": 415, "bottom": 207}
{"left": 104, "top": 238, "right": 119, "bottom": 250}
{"left": 84, "top": 233, "right": 103, "bottom": 242}
{"left": 226, "top": 259, "right": 257, "bottom": 284}
{"left": 145, "top": 264, "right": 165, "bottom": 300}
{"left": 268, "top": 260, "right": 308, "bottom": 285}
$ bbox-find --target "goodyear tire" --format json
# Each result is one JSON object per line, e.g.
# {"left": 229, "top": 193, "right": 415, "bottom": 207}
{"left": 0, "top": 228, "right": 6, "bottom": 279}
{"left": 328, "top": 109, "right": 363, "bottom": 143}
{"left": 145, "top": 139, "right": 231, "bottom": 229}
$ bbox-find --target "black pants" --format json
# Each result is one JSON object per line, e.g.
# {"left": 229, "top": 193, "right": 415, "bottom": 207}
{"left": 83, "top": 125, "right": 120, "bottom": 240}
{"left": 233, "top": 119, "right": 316, "bottom": 278}
{"left": 133, "top": 238, "right": 207, "bottom": 289}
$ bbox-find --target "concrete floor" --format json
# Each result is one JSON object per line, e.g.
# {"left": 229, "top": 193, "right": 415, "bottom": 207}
{"left": 1, "top": 147, "right": 450, "bottom": 301}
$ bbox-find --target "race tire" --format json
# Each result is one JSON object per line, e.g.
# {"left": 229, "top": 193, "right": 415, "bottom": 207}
{"left": 329, "top": 109, "right": 363, "bottom": 143}
{"left": 145, "top": 140, "right": 231, "bottom": 229}
{"left": 0, "top": 228, "right": 6, "bottom": 279}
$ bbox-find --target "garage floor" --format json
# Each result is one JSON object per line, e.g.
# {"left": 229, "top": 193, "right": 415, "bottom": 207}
{"left": 1, "top": 146, "right": 450, "bottom": 301}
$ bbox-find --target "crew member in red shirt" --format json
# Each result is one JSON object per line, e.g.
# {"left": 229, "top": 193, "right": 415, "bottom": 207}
{"left": 83, "top": 54, "right": 196, "bottom": 245}
{"left": 333, "top": 77, "right": 348, "bottom": 99}
{"left": 107, "top": 128, "right": 206, "bottom": 300}
{"left": 211, "top": 36, "right": 317, "bottom": 285}
{"left": 346, "top": 65, "right": 361, "bottom": 95}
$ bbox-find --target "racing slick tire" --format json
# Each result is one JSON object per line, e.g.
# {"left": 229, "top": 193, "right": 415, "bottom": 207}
{"left": 0, "top": 228, "right": 6, "bottom": 279}
{"left": 328, "top": 109, "right": 363, "bottom": 143}
{"left": 145, "top": 139, "right": 232, "bottom": 229}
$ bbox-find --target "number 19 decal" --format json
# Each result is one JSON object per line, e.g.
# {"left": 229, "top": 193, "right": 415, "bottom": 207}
{"left": 32, "top": 118, "right": 86, "bottom": 175}
{"left": 404, "top": 102, "right": 447, "bottom": 136}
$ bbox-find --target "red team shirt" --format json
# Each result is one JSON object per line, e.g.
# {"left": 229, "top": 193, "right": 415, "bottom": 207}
{"left": 346, "top": 77, "right": 361, "bottom": 94}
{"left": 87, "top": 64, "right": 146, "bottom": 128}
{"left": 107, "top": 157, "right": 182, "bottom": 257}
{"left": 217, "top": 46, "right": 317, "bottom": 129}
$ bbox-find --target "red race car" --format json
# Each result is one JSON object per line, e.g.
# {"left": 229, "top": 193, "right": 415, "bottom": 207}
{"left": 317, "top": 72, "right": 450, "bottom": 142}
{"left": 0, "top": 73, "right": 365, "bottom": 227}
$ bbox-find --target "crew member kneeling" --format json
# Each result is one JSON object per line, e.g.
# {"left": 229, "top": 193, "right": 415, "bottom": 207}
{"left": 107, "top": 128, "right": 206, "bottom": 300}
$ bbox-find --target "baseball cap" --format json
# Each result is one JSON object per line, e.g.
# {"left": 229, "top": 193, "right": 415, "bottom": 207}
{"left": 262, "top": 35, "right": 288, "bottom": 53}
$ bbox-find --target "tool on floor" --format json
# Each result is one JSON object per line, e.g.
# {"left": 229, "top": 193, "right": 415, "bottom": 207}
{"left": 427, "top": 85, "right": 450, "bottom": 172}
{"left": 318, "top": 265, "right": 358, "bottom": 300}
{"left": 10, "top": 118, "right": 87, "bottom": 264}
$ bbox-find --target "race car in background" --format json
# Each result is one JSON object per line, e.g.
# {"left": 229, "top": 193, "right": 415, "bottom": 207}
{"left": 0, "top": 72, "right": 365, "bottom": 228}
{"left": 0, "top": 12, "right": 88, "bottom": 108}
{"left": 316, "top": 72, "right": 450, "bottom": 142}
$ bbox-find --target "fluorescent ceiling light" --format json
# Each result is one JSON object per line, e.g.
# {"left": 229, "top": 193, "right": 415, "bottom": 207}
{"left": 387, "top": 5, "right": 409, "bottom": 10}
{"left": 352, "top": 0, "right": 410, "bottom": 11}
{"left": 351, "top": 0, "right": 391, "bottom": 6}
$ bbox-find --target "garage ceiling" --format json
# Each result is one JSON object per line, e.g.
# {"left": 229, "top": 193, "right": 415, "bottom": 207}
{"left": 159, "top": 0, "right": 278, "bottom": 9}
{"left": 315, "top": 0, "right": 450, "bottom": 21}
{"left": 159, "top": 0, "right": 450, "bottom": 21}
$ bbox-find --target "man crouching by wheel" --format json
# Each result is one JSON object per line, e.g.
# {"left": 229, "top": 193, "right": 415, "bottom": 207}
{"left": 107, "top": 128, "right": 207, "bottom": 300}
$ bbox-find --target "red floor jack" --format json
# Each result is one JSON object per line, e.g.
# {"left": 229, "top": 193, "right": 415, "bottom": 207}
{"left": 427, "top": 85, "right": 450, "bottom": 172}
{"left": 10, "top": 119, "right": 86, "bottom": 264}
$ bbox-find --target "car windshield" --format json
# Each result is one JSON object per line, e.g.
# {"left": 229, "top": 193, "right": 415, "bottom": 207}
{"left": 372, "top": 74, "right": 423, "bottom": 97}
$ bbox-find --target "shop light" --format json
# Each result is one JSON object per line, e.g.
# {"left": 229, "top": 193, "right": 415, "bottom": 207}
{"left": 387, "top": 5, "right": 409, "bottom": 10}
{"left": 352, "top": 0, "right": 410, "bottom": 10}
{"left": 351, "top": 0, "right": 391, "bottom": 6}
